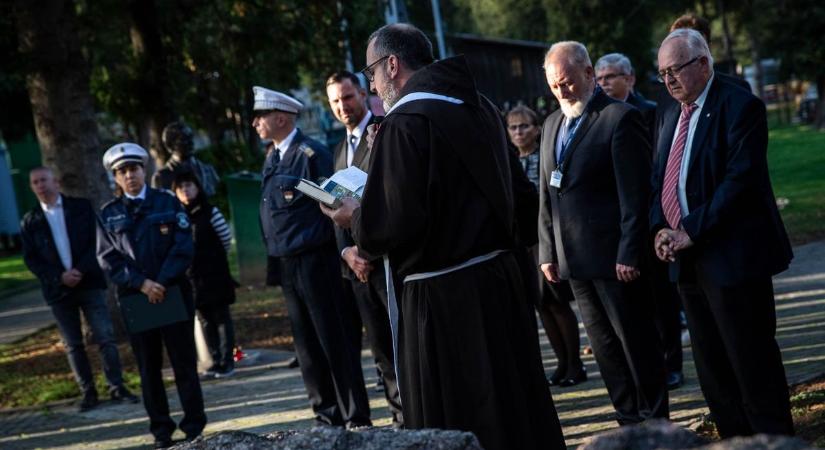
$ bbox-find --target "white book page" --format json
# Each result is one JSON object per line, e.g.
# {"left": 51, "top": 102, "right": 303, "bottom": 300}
{"left": 325, "top": 166, "right": 367, "bottom": 193}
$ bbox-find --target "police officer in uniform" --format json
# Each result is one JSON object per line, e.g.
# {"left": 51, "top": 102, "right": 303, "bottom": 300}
{"left": 96, "top": 143, "right": 206, "bottom": 448}
{"left": 253, "top": 86, "right": 371, "bottom": 428}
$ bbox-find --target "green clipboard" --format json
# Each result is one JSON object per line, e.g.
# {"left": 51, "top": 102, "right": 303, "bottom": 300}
{"left": 118, "top": 285, "right": 189, "bottom": 334}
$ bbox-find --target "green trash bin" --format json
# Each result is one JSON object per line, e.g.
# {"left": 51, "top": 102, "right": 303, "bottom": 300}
{"left": 225, "top": 171, "right": 267, "bottom": 285}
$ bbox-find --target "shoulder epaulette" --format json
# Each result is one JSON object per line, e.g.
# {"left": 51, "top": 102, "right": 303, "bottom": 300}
{"left": 299, "top": 143, "right": 316, "bottom": 158}
{"left": 101, "top": 197, "right": 120, "bottom": 210}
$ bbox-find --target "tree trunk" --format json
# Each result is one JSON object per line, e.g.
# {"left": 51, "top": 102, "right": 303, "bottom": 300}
{"left": 128, "top": 0, "right": 176, "bottom": 169}
{"left": 716, "top": 0, "right": 736, "bottom": 72}
{"left": 13, "top": 0, "right": 110, "bottom": 208}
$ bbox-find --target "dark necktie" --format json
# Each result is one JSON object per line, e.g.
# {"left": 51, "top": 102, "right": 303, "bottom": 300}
{"left": 125, "top": 197, "right": 143, "bottom": 215}
{"left": 661, "top": 102, "right": 699, "bottom": 229}
{"left": 347, "top": 134, "right": 357, "bottom": 167}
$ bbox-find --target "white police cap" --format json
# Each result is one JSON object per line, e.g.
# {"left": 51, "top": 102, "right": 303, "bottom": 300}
{"left": 102, "top": 142, "right": 149, "bottom": 172}
{"left": 253, "top": 86, "right": 302, "bottom": 114}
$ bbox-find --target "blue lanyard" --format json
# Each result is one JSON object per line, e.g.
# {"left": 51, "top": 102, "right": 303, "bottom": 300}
{"left": 557, "top": 114, "right": 584, "bottom": 170}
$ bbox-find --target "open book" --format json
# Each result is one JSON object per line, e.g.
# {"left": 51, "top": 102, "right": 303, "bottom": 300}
{"left": 296, "top": 166, "right": 368, "bottom": 208}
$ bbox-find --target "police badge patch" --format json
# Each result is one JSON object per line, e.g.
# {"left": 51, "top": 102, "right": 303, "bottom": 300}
{"left": 176, "top": 212, "right": 190, "bottom": 229}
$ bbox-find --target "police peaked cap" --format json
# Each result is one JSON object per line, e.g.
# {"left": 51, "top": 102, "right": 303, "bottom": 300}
{"left": 103, "top": 142, "right": 149, "bottom": 172}
{"left": 253, "top": 86, "right": 303, "bottom": 114}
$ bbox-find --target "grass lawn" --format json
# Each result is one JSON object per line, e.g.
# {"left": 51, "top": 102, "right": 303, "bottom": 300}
{"left": 768, "top": 124, "right": 825, "bottom": 244}
{"left": 0, "top": 254, "right": 36, "bottom": 296}
{"left": 0, "top": 285, "right": 291, "bottom": 409}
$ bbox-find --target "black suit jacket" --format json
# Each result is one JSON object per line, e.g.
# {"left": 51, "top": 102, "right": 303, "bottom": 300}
{"left": 21, "top": 195, "right": 107, "bottom": 303}
{"left": 627, "top": 91, "right": 657, "bottom": 147}
{"left": 333, "top": 116, "right": 378, "bottom": 279}
{"left": 538, "top": 89, "right": 652, "bottom": 280}
{"left": 650, "top": 75, "right": 792, "bottom": 286}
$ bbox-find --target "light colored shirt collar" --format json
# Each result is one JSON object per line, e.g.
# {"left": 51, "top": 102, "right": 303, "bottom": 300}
{"left": 349, "top": 111, "right": 372, "bottom": 142}
{"left": 124, "top": 184, "right": 147, "bottom": 201}
{"left": 275, "top": 127, "right": 299, "bottom": 155}
{"left": 39, "top": 193, "right": 63, "bottom": 212}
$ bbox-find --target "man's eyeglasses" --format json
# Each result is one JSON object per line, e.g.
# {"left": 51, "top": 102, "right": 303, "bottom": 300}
{"left": 360, "top": 56, "right": 389, "bottom": 82}
{"left": 595, "top": 73, "right": 626, "bottom": 84}
{"left": 657, "top": 56, "right": 701, "bottom": 82}
{"left": 507, "top": 123, "right": 533, "bottom": 132}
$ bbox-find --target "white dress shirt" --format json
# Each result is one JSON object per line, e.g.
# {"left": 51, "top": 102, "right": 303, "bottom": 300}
{"left": 123, "top": 184, "right": 148, "bottom": 201}
{"left": 275, "top": 128, "right": 299, "bottom": 161}
{"left": 670, "top": 75, "right": 713, "bottom": 216}
{"left": 39, "top": 194, "right": 72, "bottom": 270}
{"left": 346, "top": 112, "right": 372, "bottom": 167}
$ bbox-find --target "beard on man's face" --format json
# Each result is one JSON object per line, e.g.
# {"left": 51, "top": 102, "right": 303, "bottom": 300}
{"left": 380, "top": 82, "right": 399, "bottom": 112}
{"left": 558, "top": 88, "right": 593, "bottom": 119}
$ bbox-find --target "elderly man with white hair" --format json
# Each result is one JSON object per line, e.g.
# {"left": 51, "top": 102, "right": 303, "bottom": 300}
{"left": 538, "top": 40, "right": 669, "bottom": 425}
{"left": 652, "top": 28, "right": 794, "bottom": 437}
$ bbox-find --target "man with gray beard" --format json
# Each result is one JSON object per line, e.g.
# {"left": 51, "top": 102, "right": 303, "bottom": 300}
{"left": 538, "top": 41, "right": 669, "bottom": 424}
{"left": 323, "top": 23, "right": 565, "bottom": 450}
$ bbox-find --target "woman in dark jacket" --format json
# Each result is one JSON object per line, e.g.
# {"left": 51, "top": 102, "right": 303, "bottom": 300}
{"left": 173, "top": 171, "right": 237, "bottom": 378}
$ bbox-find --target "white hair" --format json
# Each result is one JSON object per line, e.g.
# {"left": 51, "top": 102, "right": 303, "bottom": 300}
{"left": 662, "top": 28, "right": 714, "bottom": 67}
{"left": 545, "top": 41, "right": 592, "bottom": 69}
{"left": 595, "top": 53, "right": 633, "bottom": 75}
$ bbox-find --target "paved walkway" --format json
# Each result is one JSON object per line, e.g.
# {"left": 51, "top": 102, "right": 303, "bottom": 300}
{"left": 1, "top": 241, "right": 823, "bottom": 449}
{"left": 0, "top": 287, "right": 52, "bottom": 344}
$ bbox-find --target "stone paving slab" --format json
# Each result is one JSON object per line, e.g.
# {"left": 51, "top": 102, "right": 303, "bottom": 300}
{"left": 1, "top": 240, "right": 823, "bottom": 449}
{"left": 0, "top": 287, "right": 53, "bottom": 344}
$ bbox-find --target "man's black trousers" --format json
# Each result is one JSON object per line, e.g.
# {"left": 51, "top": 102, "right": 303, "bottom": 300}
{"left": 129, "top": 319, "right": 206, "bottom": 441}
{"left": 344, "top": 267, "right": 403, "bottom": 425}
{"left": 279, "top": 244, "right": 371, "bottom": 427}
{"left": 569, "top": 277, "right": 669, "bottom": 424}
{"left": 677, "top": 263, "right": 793, "bottom": 437}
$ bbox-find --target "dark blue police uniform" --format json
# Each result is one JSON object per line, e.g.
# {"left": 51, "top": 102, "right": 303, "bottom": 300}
{"left": 260, "top": 129, "right": 370, "bottom": 427}
{"left": 97, "top": 187, "right": 206, "bottom": 442}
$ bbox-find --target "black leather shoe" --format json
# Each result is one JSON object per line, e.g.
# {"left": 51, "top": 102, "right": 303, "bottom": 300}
{"left": 559, "top": 366, "right": 588, "bottom": 387}
{"left": 78, "top": 390, "right": 99, "bottom": 412}
{"left": 547, "top": 370, "right": 565, "bottom": 386}
{"left": 110, "top": 385, "right": 140, "bottom": 403}
{"left": 667, "top": 371, "right": 685, "bottom": 390}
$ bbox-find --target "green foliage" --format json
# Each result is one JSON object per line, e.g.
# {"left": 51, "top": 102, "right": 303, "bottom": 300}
{"left": 767, "top": 125, "right": 825, "bottom": 243}
{"left": 0, "top": 254, "right": 37, "bottom": 296}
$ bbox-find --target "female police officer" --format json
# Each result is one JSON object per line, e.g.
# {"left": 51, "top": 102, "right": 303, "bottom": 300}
{"left": 96, "top": 143, "right": 206, "bottom": 448}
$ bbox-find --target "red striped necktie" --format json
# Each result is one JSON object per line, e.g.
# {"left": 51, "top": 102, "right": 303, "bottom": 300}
{"left": 661, "top": 102, "right": 698, "bottom": 230}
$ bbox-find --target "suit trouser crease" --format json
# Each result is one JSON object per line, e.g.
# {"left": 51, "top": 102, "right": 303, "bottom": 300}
{"left": 280, "top": 248, "right": 370, "bottom": 425}
{"left": 570, "top": 278, "right": 668, "bottom": 423}
{"left": 677, "top": 264, "right": 793, "bottom": 437}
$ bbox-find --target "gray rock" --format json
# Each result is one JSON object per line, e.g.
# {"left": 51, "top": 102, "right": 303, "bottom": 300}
{"left": 577, "top": 420, "right": 814, "bottom": 450}
{"left": 578, "top": 419, "right": 707, "bottom": 450}
{"left": 175, "top": 427, "right": 483, "bottom": 450}
{"left": 699, "top": 434, "right": 815, "bottom": 450}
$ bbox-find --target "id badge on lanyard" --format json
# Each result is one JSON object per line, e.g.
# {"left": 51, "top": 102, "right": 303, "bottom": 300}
{"left": 549, "top": 170, "right": 563, "bottom": 188}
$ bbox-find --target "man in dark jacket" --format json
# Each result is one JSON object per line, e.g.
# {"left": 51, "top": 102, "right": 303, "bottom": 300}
{"left": 254, "top": 86, "right": 371, "bottom": 429}
{"left": 539, "top": 41, "right": 668, "bottom": 425}
{"left": 652, "top": 29, "right": 794, "bottom": 438}
{"left": 21, "top": 167, "right": 138, "bottom": 412}
{"left": 325, "top": 71, "right": 402, "bottom": 425}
